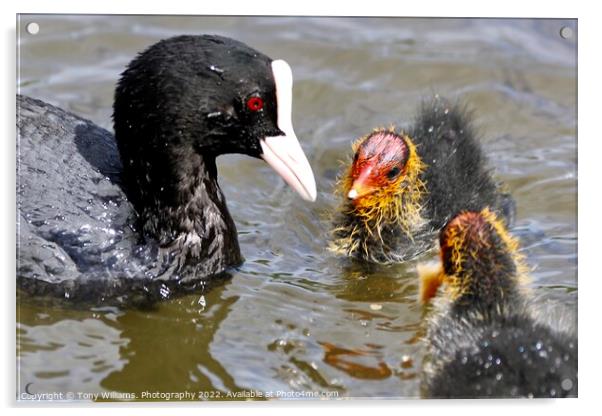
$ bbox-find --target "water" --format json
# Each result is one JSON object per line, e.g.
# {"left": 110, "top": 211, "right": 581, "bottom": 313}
{"left": 16, "top": 15, "right": 577, "bottom": 400}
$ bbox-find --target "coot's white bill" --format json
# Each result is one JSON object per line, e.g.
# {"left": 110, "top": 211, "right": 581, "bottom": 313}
{"left": 260, "top": 59, "right": 317, "bottom": 202}
{"left": 260, "top": 135, "right": 316, "bottom": 202}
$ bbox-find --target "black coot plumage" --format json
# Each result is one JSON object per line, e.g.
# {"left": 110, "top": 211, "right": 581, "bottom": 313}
{"left": 330, "top": 97, "right": 515, "bottom": 263}
{"left": 17, "top": 35, "right": 316, "bottom": 306}
{"left": 418, "top": 209, "right": 577, "bottom": 398}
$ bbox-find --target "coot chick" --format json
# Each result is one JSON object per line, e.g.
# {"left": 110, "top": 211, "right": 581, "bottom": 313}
{"left": 419, "top": 208, "right": 577, "bottom": 398}
{"left": 17, "top": 35, "right": 316, "bottom": 306}
{"left": 330, "top": 97, "right": 515, "bottom": 263}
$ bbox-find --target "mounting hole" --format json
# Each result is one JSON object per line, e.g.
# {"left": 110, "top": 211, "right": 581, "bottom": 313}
{"left": 560, "top": 26, "right": 573, "bottom": 39}
{"left": 26, "top": 22, "right": 40, "bottom": 35}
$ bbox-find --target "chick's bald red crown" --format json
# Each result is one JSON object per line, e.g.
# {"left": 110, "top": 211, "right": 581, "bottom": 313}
{"left": 439, "top": 208, "right": 520, "bottom": 274}
{"left": 419, "top": 208, "right": 521, "bottom": 304}
{"left": 347, "top": 130, "right": 410, "bottom": 201}
{"left": 440, "top": 211, "right": 491, "bottom": 272}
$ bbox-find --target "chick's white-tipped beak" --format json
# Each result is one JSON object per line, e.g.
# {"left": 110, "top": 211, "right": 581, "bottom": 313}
{"left": 260, "top": 59, "right": 317, "bottom": 202}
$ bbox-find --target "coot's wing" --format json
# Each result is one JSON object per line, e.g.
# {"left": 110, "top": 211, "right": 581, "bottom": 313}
{"left": 17, "top": 95, "right": 138, "bottom": 299}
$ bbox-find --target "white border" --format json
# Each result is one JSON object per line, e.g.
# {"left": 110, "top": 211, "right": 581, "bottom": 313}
{"left": 3, "top": 1, "right": 600, "bottom": 415}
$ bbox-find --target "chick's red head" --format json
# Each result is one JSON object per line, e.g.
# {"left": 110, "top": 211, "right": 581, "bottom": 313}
{"left": 346, "top": 130, "right": 410, "bottom": 207}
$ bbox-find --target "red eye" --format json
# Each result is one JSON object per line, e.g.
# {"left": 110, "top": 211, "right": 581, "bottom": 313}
{"left": 246, "top": 96, "right": 264, "bottom": 112}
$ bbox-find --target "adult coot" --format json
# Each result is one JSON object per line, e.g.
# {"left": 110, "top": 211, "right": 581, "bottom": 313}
{"left": 17, "top": 35, "right": 316, "bottom": 306}
{"left": 418, "top": 208, "right": 577, "bottom": 398}
{"left": 330, "top": 97, "right": 515, "bottom": 263}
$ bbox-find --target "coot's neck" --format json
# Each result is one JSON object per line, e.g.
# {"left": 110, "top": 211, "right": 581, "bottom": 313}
{"left": 124, "top": 146, "right": 243, "bottom": 272}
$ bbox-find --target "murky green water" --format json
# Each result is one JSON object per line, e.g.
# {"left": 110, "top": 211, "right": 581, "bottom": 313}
{"left": 16, "top": 15, "right": 577, "bottom": 400}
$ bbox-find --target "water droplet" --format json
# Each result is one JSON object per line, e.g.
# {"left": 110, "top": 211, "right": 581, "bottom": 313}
{"left": 495, "top": 373, "right": 503, "bottom": 381}
{"left": 159, "top": 284, "right": 170, "bottom": 299}
{"left": 428, "top": 126, "right": 434, "bottom": 133}
{"left": 400, "top": 355, "right": 413, "bottom": 369}
{"left": 209, "top": 65, "right": 224, "bottom": 74}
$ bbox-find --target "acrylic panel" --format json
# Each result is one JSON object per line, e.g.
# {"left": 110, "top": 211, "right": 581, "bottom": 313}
{"left": 16, "top": 15, "right": 577, "bottom": 401}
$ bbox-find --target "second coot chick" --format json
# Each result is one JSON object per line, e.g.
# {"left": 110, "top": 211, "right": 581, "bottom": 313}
{"left": 418, "top": 208, "right": 577, "bottom": 398}
{"left": 330, "top": 97, "right": 514, "bottom": 263}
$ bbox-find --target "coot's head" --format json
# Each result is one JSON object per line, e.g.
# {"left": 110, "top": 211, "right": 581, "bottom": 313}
{"left": 113, "top": 35, "right": 316, "bottom": 208}
{"left": 418, "top": 208, "right": 528, "bottom": 306}
{"left": 337, "top": 128, "right": 426, "bottom": 232}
